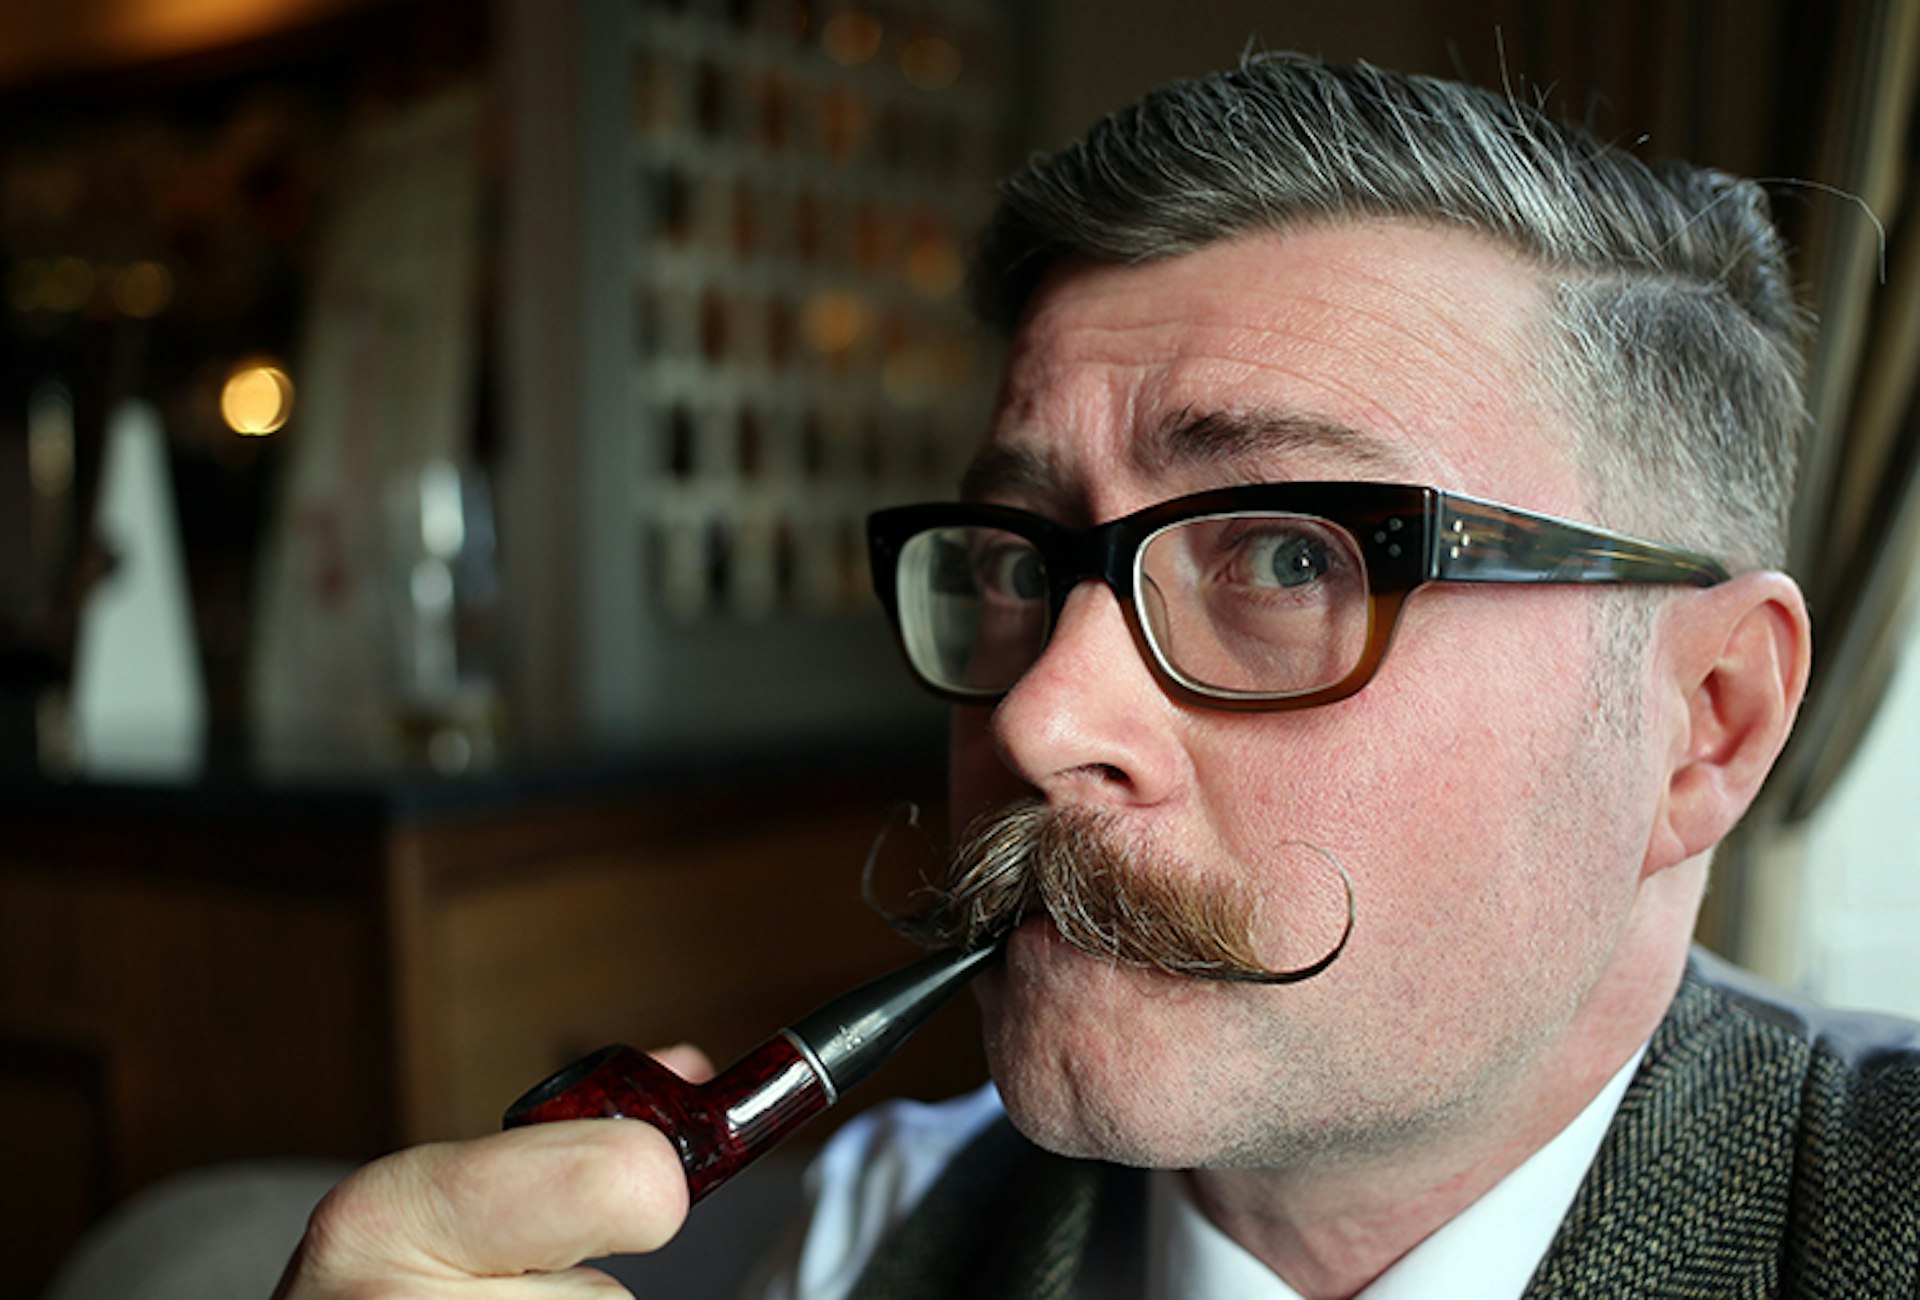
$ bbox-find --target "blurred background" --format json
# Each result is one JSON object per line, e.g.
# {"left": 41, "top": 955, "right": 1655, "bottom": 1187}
{"left": 2, "top": 0, "right": 1917, "bottom": 1294}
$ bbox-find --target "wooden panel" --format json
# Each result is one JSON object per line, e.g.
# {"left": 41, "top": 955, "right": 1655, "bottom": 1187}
{"left": 0, "top": 867, "right": 388, "bottom": 1178}
{"left": 0, "top": 1036, "right": 113, "bottom": 1298}
{"left": 0, "top": 753, "right": 969, "bottom": 1284}
{"left": 428, "top": 798, "right": 987, "bottom": 1144}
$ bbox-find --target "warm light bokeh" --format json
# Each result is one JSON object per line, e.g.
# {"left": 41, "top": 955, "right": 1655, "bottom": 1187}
{"left": 219, "top": 360, "right": 294, "bottom": 435}
{"left": 0, "top": 0, "right": 393, "bottom": 87}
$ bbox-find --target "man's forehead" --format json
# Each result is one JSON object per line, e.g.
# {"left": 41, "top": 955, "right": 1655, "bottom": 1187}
{"left": 965, "top": 223, "right": 1563, "bottom": 510}
{"left": 961, "top": 405, "right": 1429, "bottom": 503}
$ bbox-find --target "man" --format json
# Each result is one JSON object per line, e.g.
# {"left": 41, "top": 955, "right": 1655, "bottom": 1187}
{"left": 278, "top": 55, "right": 1919, "bottom": 1299}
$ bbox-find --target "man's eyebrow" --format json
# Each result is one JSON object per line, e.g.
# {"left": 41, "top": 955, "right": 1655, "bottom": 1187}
{"left": 958, "top": 408, "right": 1419, "bottom": 502}
{"left": 1141, "top": 407, "right": 1421, "bottom": 479}
{"left": 959, "top": 443, "right": 1056, "bottom": 501}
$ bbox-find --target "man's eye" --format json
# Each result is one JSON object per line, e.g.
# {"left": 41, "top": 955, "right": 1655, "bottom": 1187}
{"left": 975, "top": 545, "right": 1046, "bottom": 599}
{"left": 1233, "top": 531, "right": 1332, "bottom": 588}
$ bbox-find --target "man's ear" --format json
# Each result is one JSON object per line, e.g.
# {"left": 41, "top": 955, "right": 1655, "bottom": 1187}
{"left": 1644, "top": 572, "right": 1812, "bottom": 878}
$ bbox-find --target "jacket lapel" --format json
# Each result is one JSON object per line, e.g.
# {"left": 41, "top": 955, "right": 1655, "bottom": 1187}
{"left": 1522, "top": 970, "right": 1805, "bottom": 1298}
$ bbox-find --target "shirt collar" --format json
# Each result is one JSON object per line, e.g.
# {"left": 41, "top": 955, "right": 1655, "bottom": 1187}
{"left": 1141, "top": 1045, "right": 1648, "bottom": 1300}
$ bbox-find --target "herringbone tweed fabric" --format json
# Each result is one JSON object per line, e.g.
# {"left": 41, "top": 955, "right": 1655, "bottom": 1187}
{"left": 846, "top": 953, "right": 1920, "bottom": 1299}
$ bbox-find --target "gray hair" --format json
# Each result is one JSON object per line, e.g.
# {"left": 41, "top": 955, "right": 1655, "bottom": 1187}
{"left": 970, "top": 54, "right": 1808, "bottom": 570}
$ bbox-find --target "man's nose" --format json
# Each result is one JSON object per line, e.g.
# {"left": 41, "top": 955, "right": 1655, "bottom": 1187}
{"left": 988, "top": 581, "right": 1184, "bottom": 807}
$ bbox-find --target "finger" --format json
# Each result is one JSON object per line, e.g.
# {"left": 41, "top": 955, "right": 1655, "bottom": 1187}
{"left": 424, "top": 1120, "right": 691, "bottom": 1274}
{"left": 465, "top": 1266, "right": 636, "bottom": 1297}
{"left": 304, "top": 1120, "right": 690, "bottom": 1281}
{"left": 650, "top": 1042, "right": 717, "bottom": 1083}
{"left": 282, "top": 1261, "right": 632, "bottom": 1299}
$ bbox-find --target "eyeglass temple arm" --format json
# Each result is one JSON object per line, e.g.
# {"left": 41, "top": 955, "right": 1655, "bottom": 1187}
{"left": 1430, "top": 494, "right": 1730, "bottom": 587}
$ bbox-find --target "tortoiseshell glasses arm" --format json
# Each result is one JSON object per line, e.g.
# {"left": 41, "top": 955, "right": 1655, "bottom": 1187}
{"left": 1430, "top": 493, "right": 1731, "bottom": 588}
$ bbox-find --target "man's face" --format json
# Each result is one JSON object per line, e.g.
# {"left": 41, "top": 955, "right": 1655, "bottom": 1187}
{"left": 951, "top": 222, "right": 1670, "bottom": 1171}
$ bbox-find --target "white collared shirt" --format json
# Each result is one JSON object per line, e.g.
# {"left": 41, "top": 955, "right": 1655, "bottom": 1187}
{"left": 747, "top": 1047, "right": 1645, "bottom": 1300}
{"left": 1125, "top": 1046, "right": 1646, "bottom": 1300}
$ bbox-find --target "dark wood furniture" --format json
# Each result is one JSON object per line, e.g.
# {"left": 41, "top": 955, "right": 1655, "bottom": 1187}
{"left": 0, "top": 747, "right": 982, "bottom": 1296}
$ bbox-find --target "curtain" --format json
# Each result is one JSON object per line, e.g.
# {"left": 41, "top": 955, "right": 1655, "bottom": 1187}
{"left": 1724, "top": 0, "right": 1920, "bottom": 978}
{"left": 1770, "top": 1, "right": 1920, "bottom": 821}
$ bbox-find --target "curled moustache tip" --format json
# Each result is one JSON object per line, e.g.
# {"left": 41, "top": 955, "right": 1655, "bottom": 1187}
{"left": 1213, "top": 843, "right": 1357, "bottom": 985}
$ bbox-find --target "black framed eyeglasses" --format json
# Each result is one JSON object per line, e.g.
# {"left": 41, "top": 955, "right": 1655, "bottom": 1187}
{"left": 867, "top": 481, "right": 1730, "bottom": 711}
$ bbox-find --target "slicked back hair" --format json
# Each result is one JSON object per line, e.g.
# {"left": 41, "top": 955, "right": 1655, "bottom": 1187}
{"left": 970, "top": 54, "right": 1809, "bottom": 572}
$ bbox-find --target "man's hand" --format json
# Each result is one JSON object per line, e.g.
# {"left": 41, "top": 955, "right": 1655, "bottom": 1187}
{"left": 274, "top": 1046, "right": 716, "bottom": 1297}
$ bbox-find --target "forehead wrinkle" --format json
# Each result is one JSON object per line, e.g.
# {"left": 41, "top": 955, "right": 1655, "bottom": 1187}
{"left": 966, "top": 350, "right": 1150, "bottom": 508}
{"left": 1316, "top": 284, "right": 1540, "bottom": 402}
{"left": 1137, "top": 405, "right": 1425, "bottom": 482}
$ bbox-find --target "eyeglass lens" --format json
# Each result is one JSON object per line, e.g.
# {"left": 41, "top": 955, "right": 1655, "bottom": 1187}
{"left": 894, "top": 513, "right": 1373, "bottom": 699}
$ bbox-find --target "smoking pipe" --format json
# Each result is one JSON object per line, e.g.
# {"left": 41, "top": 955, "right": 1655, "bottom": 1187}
{"left": 502, "top": 941, "right": 1000, "bottom": 1203}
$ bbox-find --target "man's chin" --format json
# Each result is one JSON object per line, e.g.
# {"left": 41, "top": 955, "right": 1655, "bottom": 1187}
{"left": 989, "top": 1069, "right": 1227, "bottom": 1170}
{"left": 976, "top": 917, "right": 1235, "bottom": 1168}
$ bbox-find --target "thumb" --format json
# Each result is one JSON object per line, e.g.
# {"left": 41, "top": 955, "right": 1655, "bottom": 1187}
{"left": 302, "top": 1120, "right": 690, "bottom": 1282}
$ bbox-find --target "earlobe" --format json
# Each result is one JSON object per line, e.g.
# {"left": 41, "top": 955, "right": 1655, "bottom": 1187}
{"left": 1645, "top": 572, "right": 1812, "bottom": 877}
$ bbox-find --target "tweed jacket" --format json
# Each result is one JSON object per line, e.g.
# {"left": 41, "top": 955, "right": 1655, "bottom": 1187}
{"left": 846, "top": 951, "right": 1920, "bottom": 1299}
